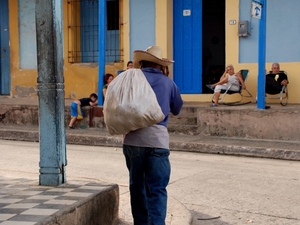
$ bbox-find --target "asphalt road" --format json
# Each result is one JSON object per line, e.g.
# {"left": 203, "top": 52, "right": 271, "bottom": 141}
{"left": 0, "top": 140, "right": 299, "bottom": 225}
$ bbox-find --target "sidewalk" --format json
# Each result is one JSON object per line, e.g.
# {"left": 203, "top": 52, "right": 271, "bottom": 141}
{"left": 0, "top": 175, "right": 119, "bottom": 225}
{"left": 0, "top": 173, "right": 190, "bottom": 225}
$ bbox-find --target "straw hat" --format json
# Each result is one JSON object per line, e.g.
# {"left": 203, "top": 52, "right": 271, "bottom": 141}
{"left": 133, "top": 46, "right": 174, "bottom": 68}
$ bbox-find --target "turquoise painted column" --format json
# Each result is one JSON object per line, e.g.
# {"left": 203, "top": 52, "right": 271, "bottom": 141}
{"left": 35, "top": 0, "right": 66, "bottom": 186}
{"left": 98, "top": 0, "right": 106, "bottom": 106}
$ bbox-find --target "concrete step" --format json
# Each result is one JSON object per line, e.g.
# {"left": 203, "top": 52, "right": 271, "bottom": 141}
{"left": 177, "top": 106, "right": 198, "bottom": 117}
{"left": 169, "top": 115, "right": 198, "bottom": 125}
{"left": 0, "top": 105, "right": 39, "bottom": 125}
{"left": 2, "top": 102, "right": 300, "bottom": 141}
{"left": 168, "top": 124, "right": 199, "bottom": 135}
{"left": 0, "top": 103, "right": 198, "bottom": 133}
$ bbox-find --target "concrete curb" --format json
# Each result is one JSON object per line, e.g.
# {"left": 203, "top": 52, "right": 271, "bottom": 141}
{"left": 0, "top": 176, "right": 119, "bottom": 225}
{"left": 37, "top": 184, "right": 119, "bottom": 225}
{"left": 169, "top": 141, "right": 300, "bottom": 161}
{"left": 0, "top": 128, "right": 299, "bottom": 161}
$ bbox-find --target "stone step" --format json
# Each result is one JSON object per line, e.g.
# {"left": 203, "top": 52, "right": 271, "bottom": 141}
{"left": 168, "top": 115, "right": 197, "bottom": 125}
{"left": 0, "top": 104, "right": 197, "bottom": 130}
{"left": 177, "top": 106, "right": 198, "bottom": 117}
{"left": 2, "top": 102, "right": 300, "bottom": 140}
{"left": 0, "top": 105, "right": 39, "bottom": 125}
{"left": 168, "top": 124, "right": 199, "bottom": 135}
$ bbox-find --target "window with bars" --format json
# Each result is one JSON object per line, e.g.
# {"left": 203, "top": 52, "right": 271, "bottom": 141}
{"left": 67, "top": 0, "right": 123, "bottom": 63}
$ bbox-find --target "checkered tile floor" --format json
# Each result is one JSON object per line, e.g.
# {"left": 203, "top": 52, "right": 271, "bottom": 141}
{"left": 0, "top": 176, "right": 110, "bottom": 225}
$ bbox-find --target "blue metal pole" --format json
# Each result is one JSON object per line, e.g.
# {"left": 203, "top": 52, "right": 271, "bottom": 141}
{"left": 98, "top": 0, "right": 106, "bottom": 105}
{"left": 257, "top": 0, "right": 267, "bottom": 109}
{"left": 0, "top": 0, "right": 11, "bottom": 95}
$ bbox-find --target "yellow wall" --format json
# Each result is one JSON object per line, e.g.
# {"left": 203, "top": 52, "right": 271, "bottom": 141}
{"left": 156, "top": 0, "right": 174, "bottom": 78}
{"left": 9, "top": 0, "right": 128, "bottom": 99}
{"left": 62, "top": 0, "right": 124, "bottom": 99}
{"left": 122, "top": 0, "right": 131, "bottom": 66}
{"left": 9, "top": 0, "right": 38, "bottom": 98}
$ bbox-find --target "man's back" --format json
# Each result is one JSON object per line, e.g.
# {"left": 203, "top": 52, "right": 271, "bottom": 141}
{"left": 142, "top": 67, "right": 183, "bottom": 126}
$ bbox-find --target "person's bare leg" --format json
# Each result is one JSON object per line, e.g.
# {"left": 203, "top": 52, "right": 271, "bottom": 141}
{"left": 214, "top": 92, "right": 221, "bottom": 105}
{"left": 69, "top": 117, "right": 77, "bottom": 127}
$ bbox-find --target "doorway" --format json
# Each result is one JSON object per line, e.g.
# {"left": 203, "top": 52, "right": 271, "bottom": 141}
{"left": 202, "top": 0, "right": 225, "bottom": 93}
{"left": 173, "top": 0, "right": 225, "bottom": 94}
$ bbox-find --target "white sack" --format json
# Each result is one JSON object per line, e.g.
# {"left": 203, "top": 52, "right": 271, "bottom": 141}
{"left": 103, "top": 69, "right": 165, "bottom": 135}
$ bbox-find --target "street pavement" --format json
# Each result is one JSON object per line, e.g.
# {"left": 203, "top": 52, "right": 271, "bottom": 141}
{"left": 0, "top": 140, "right": 300, "bottom": 225}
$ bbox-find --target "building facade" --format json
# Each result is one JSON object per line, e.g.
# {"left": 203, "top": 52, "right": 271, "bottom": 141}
{"left": 1, "top": 0, "right": 299, "bottom": 103}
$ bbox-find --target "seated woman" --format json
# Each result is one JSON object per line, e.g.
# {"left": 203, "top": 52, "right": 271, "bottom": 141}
{"left": 102, "top": 73, "right": 114, "bottom": 99}
{"left": 126, "top": 61, "right": 133, "bottom": 69}
{"left": 266, "top": 62, "right": 288, "bottom": 94}
{"left": 208, "top": 64, "right": 246, "bottom": 106}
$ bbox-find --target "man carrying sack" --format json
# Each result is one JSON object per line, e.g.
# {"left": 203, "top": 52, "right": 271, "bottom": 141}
{"left": 122, "top": 46, "right": 183, "bottom": 224}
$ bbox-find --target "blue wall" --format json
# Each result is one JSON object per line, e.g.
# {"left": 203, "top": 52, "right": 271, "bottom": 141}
{"left": 129, "top": 0, "right": 155, "bottom": 58}
{"left": 19, "top": 0, "right": 37, "bottom": 69}
{"left": 239, "top": 0, "right": 300, "bottom": 63}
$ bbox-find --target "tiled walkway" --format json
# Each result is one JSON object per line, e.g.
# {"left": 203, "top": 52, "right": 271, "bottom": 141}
{"left": 0, "top": 176, "right": 110, "bottom": 225}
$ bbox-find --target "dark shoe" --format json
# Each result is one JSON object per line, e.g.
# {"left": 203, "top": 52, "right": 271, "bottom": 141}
{"left": 210, "top": 103, "right": 218, "bottom": 107}
{"left": 68, "top": 125, "right": 75, "bottom": 129}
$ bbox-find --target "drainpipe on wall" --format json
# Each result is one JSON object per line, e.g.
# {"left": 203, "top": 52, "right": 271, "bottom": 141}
{"left": 98, "top": 0, "right": 106, "bottom": 106}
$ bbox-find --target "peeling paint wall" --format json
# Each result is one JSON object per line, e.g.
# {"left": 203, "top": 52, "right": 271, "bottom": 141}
{"left": 9, "top": 0, "right": 127, "bottom": 99}
{"left": 9, "top": 0, "right": 37, "bottom": 98}
{"left": 14, "top": 85, "right": 36, "bottom": 98}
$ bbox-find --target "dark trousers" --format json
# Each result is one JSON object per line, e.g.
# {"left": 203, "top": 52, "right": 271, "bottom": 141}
{"left": 123, "top": 145, "right": 170, "bottom": 225}
{"left": 266, "top": 76, "right": 282, "bottom": 94}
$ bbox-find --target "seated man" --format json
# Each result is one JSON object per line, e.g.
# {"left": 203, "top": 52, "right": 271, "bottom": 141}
{"left": 266, "top": 63, "right": 288, "bottom": 94}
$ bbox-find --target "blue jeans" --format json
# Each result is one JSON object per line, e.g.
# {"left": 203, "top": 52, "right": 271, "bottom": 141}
{"left": 123, "top": 145, "right": 171, "bottom": 225}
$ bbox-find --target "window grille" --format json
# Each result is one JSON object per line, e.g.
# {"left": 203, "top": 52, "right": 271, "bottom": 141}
{"left": 67, "top": 0, "right": 123, "bottom": 63}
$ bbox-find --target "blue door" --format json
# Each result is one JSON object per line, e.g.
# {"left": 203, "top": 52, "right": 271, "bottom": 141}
{"left": 0, "top": 0, "right": 10, "bottom": 95}
{"left": 173, "top": 0, "right": 202, "bottom": 94}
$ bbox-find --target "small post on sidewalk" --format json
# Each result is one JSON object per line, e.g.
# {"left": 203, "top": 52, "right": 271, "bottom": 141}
{"left": 35, "top": 0, "right": 67, "bottom": 186}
